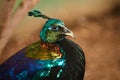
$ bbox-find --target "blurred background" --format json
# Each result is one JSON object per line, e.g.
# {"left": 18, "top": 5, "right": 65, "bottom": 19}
{"left": 0, "top": 0, "right": 120, "bottom": 80}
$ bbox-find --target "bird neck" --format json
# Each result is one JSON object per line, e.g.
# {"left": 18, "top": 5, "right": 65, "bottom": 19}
{"left": 39, "top": 40, "right": 62, "bottom": 59}
{"left": 25, "top": 40, "right": 63, "bottom": 60}
{"left": 40, "top": 40, "right": 59, "bottom": 50}
{"left": 58, "top": 38, "right": 82, "bottom": 65}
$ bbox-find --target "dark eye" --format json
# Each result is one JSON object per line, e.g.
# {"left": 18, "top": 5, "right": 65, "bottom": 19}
{"left": 48, "top": 26, "right": 59, "bottom": 31}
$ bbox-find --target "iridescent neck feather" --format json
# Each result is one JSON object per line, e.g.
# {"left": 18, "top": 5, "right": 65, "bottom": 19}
{"left": 25, "top": 41, "right": 62, "bottom": 60}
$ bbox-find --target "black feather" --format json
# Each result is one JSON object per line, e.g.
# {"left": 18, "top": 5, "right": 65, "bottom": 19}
{"left": 57, "top": 38, "right": 85, "bottom": 80}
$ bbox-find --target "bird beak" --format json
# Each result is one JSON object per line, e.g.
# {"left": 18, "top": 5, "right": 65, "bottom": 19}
{"left": 63, "top": 26, "right": 75, "bottom": 38}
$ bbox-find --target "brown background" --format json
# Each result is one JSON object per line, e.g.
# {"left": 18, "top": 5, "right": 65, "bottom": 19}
{"left": 0, "top": 0, "right": 120, "bottom": 80}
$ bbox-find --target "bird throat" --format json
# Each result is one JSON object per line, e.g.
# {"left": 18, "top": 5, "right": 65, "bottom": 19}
{"left": 25, "top": 40, "right": 62, "bottom": 60}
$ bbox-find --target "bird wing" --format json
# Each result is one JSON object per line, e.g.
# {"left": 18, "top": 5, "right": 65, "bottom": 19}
{"left": 58, "top": 38, "right": 85, "bottom": 80}
{"left": 0, "top": 41, "right": 65, "bottom": 80}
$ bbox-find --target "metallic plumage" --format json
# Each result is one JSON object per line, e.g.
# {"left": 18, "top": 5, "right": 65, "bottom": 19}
{"left": 0, "top": 10, "right": 85, "bottom": 80}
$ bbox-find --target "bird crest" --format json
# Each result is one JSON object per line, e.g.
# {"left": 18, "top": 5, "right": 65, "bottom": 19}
{"left": 28, "top": 10, "right": 51, "bottom": 19}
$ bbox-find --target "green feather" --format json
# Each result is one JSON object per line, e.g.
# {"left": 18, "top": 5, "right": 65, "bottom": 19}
{"left": 25, "top": 41, "right": 62, "bottom": 60}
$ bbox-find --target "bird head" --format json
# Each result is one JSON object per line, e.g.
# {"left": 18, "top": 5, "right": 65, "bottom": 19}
{"left": 40, "top": 19, "right": 74, "bottom": 43}
{"left": 28, "top": 10, "right": 74, "bottom": 43}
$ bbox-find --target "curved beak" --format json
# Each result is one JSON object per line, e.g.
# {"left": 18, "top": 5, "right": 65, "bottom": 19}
{"left": 62, "top": 26, "right": 75, "bottom": 38}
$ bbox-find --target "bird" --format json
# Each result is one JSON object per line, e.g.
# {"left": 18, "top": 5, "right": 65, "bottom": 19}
{"left": 0, "top": 10, "right": 85, "bottom": 80}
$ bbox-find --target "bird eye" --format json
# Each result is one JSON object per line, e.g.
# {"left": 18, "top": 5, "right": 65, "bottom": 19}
{"left": 48, "top": 26, "right": 59, "bottom": 31}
